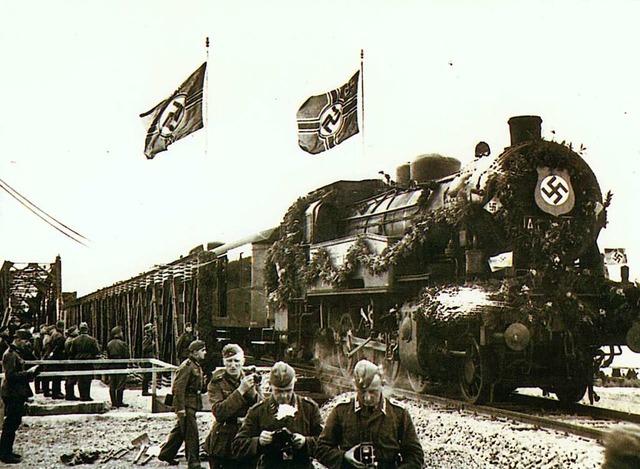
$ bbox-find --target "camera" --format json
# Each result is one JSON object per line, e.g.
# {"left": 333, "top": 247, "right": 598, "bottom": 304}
{"left": 355, "top": 443, "right": 378, "bottom": 468}
{"left": 244, "top": 366, "right": 262, "bottom": 385}
{"left": 271, "top": 428, "right": 294, "bottom": 460}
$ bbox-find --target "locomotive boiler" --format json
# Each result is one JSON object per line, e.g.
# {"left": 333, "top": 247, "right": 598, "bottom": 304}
{"left": 266, "top": 115, "right": 640, "bottom": 404}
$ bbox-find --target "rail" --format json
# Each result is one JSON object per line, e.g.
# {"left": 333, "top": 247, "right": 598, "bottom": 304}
{"left": 0, "top": 358, "right": 177, "bottom": 412}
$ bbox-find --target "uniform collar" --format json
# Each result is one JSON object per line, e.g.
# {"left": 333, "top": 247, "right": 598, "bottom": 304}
{"left": 354, "top": 395, "right": 386, "bottom": 414}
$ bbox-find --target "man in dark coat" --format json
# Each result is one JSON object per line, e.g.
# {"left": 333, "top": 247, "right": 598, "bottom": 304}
{"left": 176, "top": 322, "right": 195, "bottom": 364}
{"left": 33, "top": 324, "right": 48, "bottom": 394}
{"left": 64, "top": 326, "right": 80, "bottom": 400}
{"left": 47, "top": 320, "right": 66, "bottom": 399}
{"left": 205, "top": 343, "right": 262, "bottom": 469}
{"left": 0, "top": 329, "right": 40, "bottom": 464}
{"left": 68, "top": 322, "right": 101, "bottom": 401}
{"left": 141, "top": 323, "right": 156, "bottom": 396}
{"left": 158, "top": 340, "right": 207, "bottom": 469}
{"left": 315, "top": 359, "right": 424, "bottom": 469}
{"left": 106, "top": 326, "right": 130, "bottom": 408}
{"left": 233, "top": 361, "right": 323, "bottom": 469}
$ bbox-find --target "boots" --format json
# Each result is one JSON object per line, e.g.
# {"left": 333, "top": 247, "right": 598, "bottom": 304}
{"left": 116, "top": 390, "right": 128, "bottom": 407}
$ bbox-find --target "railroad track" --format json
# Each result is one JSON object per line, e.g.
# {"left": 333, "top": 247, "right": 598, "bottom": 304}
{"left": 303, "top": 363, "right": 638, "bottom": 441}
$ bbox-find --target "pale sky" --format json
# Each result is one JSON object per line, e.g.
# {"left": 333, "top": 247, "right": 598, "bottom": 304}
{"left": 1, "top": 0, "right": 639, "bottom": 296}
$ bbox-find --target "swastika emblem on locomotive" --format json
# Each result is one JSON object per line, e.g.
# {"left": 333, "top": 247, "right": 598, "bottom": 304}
{"left": 534, "top": 167, "right": 575, "bottom": 216}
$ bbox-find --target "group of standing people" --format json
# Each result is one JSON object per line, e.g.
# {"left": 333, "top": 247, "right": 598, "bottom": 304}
{"left": 158, "top": 341, "right": 425, "bottom": 469}
{"left": 13, "top": 320, "right": 101, "bottom": 403}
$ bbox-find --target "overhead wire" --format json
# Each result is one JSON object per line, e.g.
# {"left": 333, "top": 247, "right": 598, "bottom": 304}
{"left": 0, "top": 178, "right": 90, "bottom": 247}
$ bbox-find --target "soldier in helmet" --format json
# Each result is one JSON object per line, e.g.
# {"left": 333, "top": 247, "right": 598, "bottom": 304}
{"left": 176, "top": 322, "right": 196, "bottom": 364}
{"left": 0, "top": 329, "right": 41, "bottom": 464}
{"left": 232, "top": 361, "right": 323, "bottom": 468}
{"left": 315, "top": 359, "right": 424, "bottom": 468}
{"left": 68, "top": 322, "right": 100, "bottom": 401}
{"left": 158, "top": 340, "right": 207, "bottom": 469}
{"left": 107, "top": 326, "right": 130, "bottom": 408}
{"left": 205, "top": 343, "right": 262, "bottom": 468}
{"left": 141, "top": 322, "right": 156, "bottom": 396}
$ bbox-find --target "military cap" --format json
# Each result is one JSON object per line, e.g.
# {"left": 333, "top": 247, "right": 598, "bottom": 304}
{"left": 111, "top": 326, "right": 123, "bottom": 338}
{"left": 269, "top": 361, "right": 295, "bottom": 388}
{"left": 144, "top": 323, "right": 154, "bottom": 331}
{"left": 353, "top": 359, "right": 382, "bottom": 390}
{"left": 56, "top": 320, "right": 65, "bottom": 330}
{"left": 79, "top": 322, "right": 89, "bottom": 333}
{"left": 15, "top": 329, "right": 33, "bottom": 340}
{"left": 188, "top": 339, "right": 206, "bottom": 352}
{"left": 66, "top": 326, "right": 78, "bottom": 336}
{"left": 185, "top": 322, "right": 193, "bottom": 329}
{"left": 222, "top": 343, "right": 243, "bottom": 359}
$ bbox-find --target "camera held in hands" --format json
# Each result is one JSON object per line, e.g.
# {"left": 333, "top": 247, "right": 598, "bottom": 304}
{"left": 355, "top": 443, "right": 378, "bottom": 468}
{"left": 271, "top": 427, "right": 294, "bottom": 460}
{"left": 244, "top": 366, "right": 262, "bottom": 386}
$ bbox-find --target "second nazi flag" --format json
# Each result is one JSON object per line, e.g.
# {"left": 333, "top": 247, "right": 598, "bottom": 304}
{"left": 296, "top": 71, "right": 359, "bottom": 155}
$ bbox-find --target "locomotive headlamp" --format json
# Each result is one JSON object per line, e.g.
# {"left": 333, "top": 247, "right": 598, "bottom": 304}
{"left": 504, "top": 323, "right": 531, "bottom": 351}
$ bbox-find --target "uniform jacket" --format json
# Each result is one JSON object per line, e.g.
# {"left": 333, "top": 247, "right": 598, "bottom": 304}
{"left": 1, "top": 346, "right": 36, "bottom": 398}
{"left": 107, "top": 337, "right": 129, "bottom": 369}
{"left": 64, "top": 335, "right": 76, "bottom": 356}
{"left": 314, "top": 396, "right": 424, "bottom": 469}
{"left": 233, "top": 393, "right": 323, "bottom": 469}
{"left": 176, "top": 331, "right": 194, "bottom": 362}
{"left": 205, "top": 368, "right": 261, "bottom": 461}
{"left": 69, "top": 333, "right": 101, "bottom": 360}
{"left": 172, "top": 356, "right": 204, "bottom": 412}
{"left": 142, "top": 332, "right": 157, "bottom": 359}
{"left": 48, "top": 329, "right": 66, "bottom": 359}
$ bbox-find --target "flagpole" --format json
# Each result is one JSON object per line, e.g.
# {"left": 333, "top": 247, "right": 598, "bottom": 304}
{"left": 360, "top": 49, "right": 365, "bottom": 160}
{"left": 204, "top": 36, "right": 210, "bottom": 160}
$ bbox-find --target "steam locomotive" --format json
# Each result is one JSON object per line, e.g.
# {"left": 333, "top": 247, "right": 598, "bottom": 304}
{"left": 64, "top": 115, "right": 640, "bottom": 404}
{"left": 264, "top": 115, "right": 640, "bottom": 404}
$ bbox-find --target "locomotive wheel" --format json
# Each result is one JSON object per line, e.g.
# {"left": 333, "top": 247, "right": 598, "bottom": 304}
{"left": 336, "top": 314, "right": 357, "bottom": 375}
{"left": 554, "top": 382, "right": 587, "bottom": 404}
{"left": 459, "top": 336, "right": 490, "bottom": 404}
{"left": 406, "top": 369, "right": 429, "bottom": 393}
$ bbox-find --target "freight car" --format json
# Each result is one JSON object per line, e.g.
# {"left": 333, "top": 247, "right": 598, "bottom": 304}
{"left": 63, "top": 232, "right": 279, "bottom": 371}
{"left": 265, "top": 115, "right": 640, "bottom": 404}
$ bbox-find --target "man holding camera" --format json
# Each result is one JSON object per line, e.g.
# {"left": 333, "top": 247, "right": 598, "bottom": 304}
{"left": 205, "top": 343, "right": 262, "bottom": 469}
{"left": 315, "top": 359, "right": 424, "bottom": 468}
{"left": 233, "top": 361, "right": 323, "bottom": 468}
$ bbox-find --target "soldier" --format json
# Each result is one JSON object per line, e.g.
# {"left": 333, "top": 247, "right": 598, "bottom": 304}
{"left": 315, "top": 359, "right": 424, "bottom": 469}
{"left": 141, "top": 322, "right": 156, "bottom": 396}
{"left": 47, "top": 320, "right": 66, "bottom": 399}
{"left": 33, "top": 324, "right": 48, "bottom": 394}
{"left": 176, "top": 322, "right": 195, "bottom": 364}
{"left": 158, "top": 339, "right": 207, "bottom": 469}
{"left": 233, "top": 361, "right": 323, "bottom": 469}
{"left": 0, "top": 329, "right": 40, "bottom": 464}
{"left": 205, "top": 343, "right": 262, "bottom": 469}
{"left": 64, "top": 326, "right": 80, "bottom": 400}
{"left": 69, "top": 322, "right": 101, "bottom": 401}
{"left": 106, "top": 326, "right": 130, "bottom": 408}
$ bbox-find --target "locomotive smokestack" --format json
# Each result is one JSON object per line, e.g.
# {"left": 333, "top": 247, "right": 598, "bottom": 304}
{"left": 508, "top": 115, "right": 542, "bottom": 145}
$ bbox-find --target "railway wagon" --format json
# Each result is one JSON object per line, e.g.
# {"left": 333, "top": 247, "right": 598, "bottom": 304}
{"left": 63, "top": 230, "right": 278, "bottom": 371}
